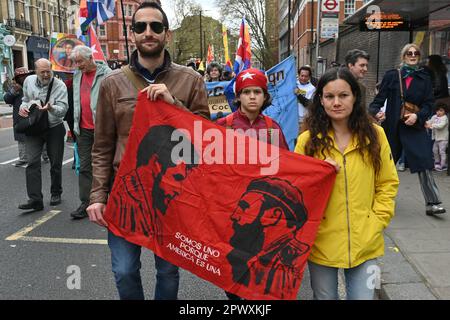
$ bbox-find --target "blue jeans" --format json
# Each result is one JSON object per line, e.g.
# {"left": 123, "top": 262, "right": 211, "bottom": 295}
{"left": 308, "top": 259, "right": 378, "bottom": 300}
{"left": 108, "top": 230, "right": 180, "bottom": 300}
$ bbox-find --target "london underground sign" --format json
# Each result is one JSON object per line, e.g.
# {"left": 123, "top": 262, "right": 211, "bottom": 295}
{"left": 322, "top": 0, "right": 339, "bottom": 13}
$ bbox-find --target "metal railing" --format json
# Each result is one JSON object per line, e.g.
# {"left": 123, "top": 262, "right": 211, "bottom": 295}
{"left": 6, "top": 19, "right": 32, "bottom": 32}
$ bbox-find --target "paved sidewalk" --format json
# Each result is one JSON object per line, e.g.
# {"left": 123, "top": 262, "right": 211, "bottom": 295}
{"left": 0, "top": 104, "right": 12, "bottom": 116}
{"left": 0, "top": 104, "right": 13, "bottom": 128}
{"left": 379, "top": 170, "right": 450, "bottom": 300}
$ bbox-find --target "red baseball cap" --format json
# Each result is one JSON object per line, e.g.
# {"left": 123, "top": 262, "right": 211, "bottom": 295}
{"left": 235, "top": 68, "right": 268, "bottom": 94}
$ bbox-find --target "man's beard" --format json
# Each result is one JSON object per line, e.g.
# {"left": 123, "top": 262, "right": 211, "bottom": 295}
{"left": 227, "top": 221, "right": 265, "bottom": 285}
{"left": 136, "top": 38, "right": 165, "bottom": 58}
{"left": 38, "top": 76, "right": 51, "bottom": 86}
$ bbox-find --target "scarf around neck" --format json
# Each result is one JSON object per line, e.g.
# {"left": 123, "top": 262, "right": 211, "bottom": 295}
{"left": 401, "top": 64, "right": 419, "bottom": 79}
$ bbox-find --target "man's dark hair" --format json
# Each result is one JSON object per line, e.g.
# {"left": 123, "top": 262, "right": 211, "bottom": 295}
{"left": 345, "top": 49, "right": 370, "bottom": 66}
{"left": 298, "top": 66, "right": 312, "bottom": 77}
{"left": 132, "top": 1, "right": 169, "bottom": 30}
{"left": 136, "top": 125, "right": 197, "bottom": 173}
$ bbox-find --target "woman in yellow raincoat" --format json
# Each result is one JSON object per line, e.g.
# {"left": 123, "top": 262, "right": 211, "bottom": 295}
{"left": 295, "top": 67, "right": 399, "bottom": 300}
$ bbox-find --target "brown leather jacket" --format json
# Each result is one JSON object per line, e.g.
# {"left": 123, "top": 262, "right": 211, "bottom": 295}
{"left": 90, "top": 50, "right": 209, "bottom": 204}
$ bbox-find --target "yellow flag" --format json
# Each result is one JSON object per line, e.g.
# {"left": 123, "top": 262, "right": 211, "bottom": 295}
{"left": 198, "top": 60, "right": 205, "bottom": 72}
{"left": 222, "top": 24, "right": 232, "bottom": 68}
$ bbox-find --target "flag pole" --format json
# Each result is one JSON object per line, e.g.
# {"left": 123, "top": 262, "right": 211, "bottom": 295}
{"left": 120, "top": 0, "right": 130, "bottom": 64}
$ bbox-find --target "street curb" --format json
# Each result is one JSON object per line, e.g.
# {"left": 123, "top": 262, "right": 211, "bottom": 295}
{"left": 379, "top": 232, "right": 438, "bottom": 300}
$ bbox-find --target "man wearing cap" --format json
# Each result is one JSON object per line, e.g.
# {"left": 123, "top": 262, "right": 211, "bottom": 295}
{"left": 216, "top": 68, "right": 289, "bottom": 150}
{"left": 227, "top": 177, "right": 310, "bottom": 299}
{"left": 3, "top": 67, "right": 34, "bottom": 167}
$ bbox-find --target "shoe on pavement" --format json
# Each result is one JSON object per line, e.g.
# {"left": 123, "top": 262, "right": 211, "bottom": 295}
{"left": 426, "top": 204, "right": 446, "bottom": 216}
{"left": 18, "top": 200, "right": 44, "bottom": 211}
{"left": 13, "top": 160, "right": 27, "bottom": 167}
{"left": 397, "top": 163, "right": 405, "bottom": 171}
{"left": 50, "top": 195, "right": 61, "bottom": 206}
{"left": 70, "top": 203, "right": 89, "bottom": 220}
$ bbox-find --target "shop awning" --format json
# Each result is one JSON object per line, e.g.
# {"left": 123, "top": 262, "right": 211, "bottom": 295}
{"left": 344, "top": 0, "right": 450, "bottom": 30}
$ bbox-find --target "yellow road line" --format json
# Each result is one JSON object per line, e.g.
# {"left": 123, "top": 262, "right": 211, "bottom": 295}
{"left": 5, "top": 210, "right": 107, "bottom": 245}
{"left": 19, "top": 236, "right": 107, "bottom": 245}
{"left": 5, "top": 210, "right": 61, "bottom": 241}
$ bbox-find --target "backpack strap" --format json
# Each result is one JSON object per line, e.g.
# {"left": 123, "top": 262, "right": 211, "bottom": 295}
{"left": 263, "top": 115, "right": 274, "bottom": 144}
{"left": 121, "top": 65, "right": 148, "bottom": 91}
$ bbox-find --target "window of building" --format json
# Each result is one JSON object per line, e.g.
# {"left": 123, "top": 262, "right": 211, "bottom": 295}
{"left": 344, "top": 0, "right": 356, "bottom": 18}
{"left": 128, "top": 4, "right": 133, "bottom": 17}
{"left": 7, "top": 0, "right": 16, "bottom": 19}
{"left": 123, "top": 45, "right": 128, "bottom": 57}
{"left": 49, "top": 5, "right": 54, "bottom": 31}
{"left": 25, "top": 0, "right": 31, "bottom": 22}
{"left": 99, "top": 25, "right": 106, "bottom": 36}
{"left": 38, "top": 1, "right": 45, "bottom": 35}
{"left": 101, "top": 45, "right": 108, "bottom": 57}
{"left": 122, "top": 24, "right": 128, "bottom": 37}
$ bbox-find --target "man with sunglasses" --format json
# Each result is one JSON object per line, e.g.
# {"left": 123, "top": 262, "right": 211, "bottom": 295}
{"left": 87, "top": 1, "right": 209, "bottom": 300}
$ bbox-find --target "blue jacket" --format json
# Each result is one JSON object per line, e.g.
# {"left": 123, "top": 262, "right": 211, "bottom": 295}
{"left": 73, "top": 62, "right": 112, "bottom": 135}
{"left": 369, "top": 68, "right": 434, "bottom": 173}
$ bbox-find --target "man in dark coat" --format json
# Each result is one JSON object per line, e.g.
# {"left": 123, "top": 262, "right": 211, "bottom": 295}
{"left": 3, "top": 67, "right": 34, "bottom": 166}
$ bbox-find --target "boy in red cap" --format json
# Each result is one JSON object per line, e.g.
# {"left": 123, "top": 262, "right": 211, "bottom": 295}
{"left": 216, "top": 68, "right": 289, "bottom": 150}
{"left": 216, "top": 68, "right": 288, "bottom": 300}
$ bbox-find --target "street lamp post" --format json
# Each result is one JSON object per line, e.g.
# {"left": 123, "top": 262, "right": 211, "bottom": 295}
{"left": 199, "top": 10, "right": 203, "bottom": 62}
{"left": 315, "top": 0, "right": 322, "bottom": 77}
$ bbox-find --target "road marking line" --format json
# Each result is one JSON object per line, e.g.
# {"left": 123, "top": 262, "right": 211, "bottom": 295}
{"left": 62, "top": 157, "right": 74, "bottom": 166}
{"left": 19, "top": 236, "right": 107, "bottom": 245}
{"left": 5, "top": 210, "right": 107, "bottom": 245}
{"left": 1, "top": 157, "right": 19, "bottom": 165}
{"left": 5, "top": 210, "right": 61, "bottom": 241}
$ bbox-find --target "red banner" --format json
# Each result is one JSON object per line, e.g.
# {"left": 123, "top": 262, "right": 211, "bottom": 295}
{"left": 104, "top": 94, "right": 336, "bottom": 300}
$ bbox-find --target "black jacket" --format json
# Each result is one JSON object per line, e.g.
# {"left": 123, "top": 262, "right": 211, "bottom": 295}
{"left": 369, "top": 68, "right": 434, "bottom": 173}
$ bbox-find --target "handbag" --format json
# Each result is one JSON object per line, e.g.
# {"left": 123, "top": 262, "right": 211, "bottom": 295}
{"left": 398, "top": 69, "right": 420, "bottom": 121}
{"left": 14, "top": 78, "right": 54, "bottom": 136}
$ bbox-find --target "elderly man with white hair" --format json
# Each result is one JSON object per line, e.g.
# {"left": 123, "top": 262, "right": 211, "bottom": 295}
{"left": 69, "top": 45, "right": 112, "bottom": 219}
{"left": 18, "top": 58, "right": 68, "bottom": 211}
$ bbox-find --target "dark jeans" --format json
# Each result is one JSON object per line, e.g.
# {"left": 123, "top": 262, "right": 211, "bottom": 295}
{"left": 25, "top": 123, "right": 65, "bottom": 202}
{"left": 108, "top": 230, "right": 180, "bottom": 300}
{"left": 76, "top": 128, "right": 94, "bottom": 204}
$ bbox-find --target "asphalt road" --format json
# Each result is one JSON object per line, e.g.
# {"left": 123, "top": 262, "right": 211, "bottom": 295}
{"left": 0, "top": 127, "right": 326, "bottom": 300}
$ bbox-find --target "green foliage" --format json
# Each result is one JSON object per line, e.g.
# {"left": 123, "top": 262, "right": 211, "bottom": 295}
{"left": 168, "top": 15, "right": 238, "bottom": 66}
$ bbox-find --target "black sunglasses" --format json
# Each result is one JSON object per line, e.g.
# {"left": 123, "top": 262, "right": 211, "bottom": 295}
{"left": 132, "top": 21, "right": 166, "bottom": 34}
{"left": 406, "top": 51, "right": 421, "bottom": 57}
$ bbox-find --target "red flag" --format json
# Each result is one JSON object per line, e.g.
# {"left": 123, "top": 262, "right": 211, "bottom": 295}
{"left": 103, "top": 94, "right": 336, "bottom": 300}
{"left": 234, "top": 18, "right": 252, "bottom": 74}
{"left": 88, "top": 26, "right": 106, "bottom": 61}
{"left": 207, "top": 44, "right": 214, "bottom": 65}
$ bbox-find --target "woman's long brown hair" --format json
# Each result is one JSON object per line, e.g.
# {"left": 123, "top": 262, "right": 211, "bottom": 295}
{"left": 304, "top": 67, "right": 381, "bottom": 175}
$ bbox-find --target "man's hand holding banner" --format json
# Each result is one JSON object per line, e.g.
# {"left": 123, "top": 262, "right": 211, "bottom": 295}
{"left": 103, "top": 93, "right": 336, "bottom": 300}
